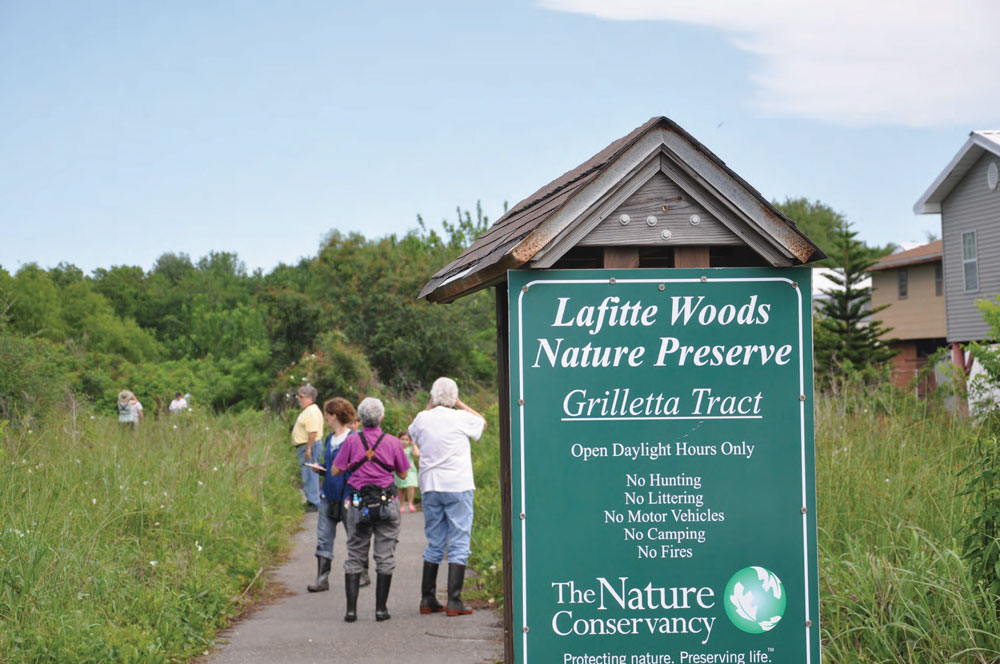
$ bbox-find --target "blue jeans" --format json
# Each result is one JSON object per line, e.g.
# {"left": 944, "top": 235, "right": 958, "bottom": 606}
{"left": 296, "top": 442, "right": 322, "bottom": 507}
{"left": 422, "top": 490, "right": 474, "bottom": 566}
{"left": 315, "top": 497, "right": 350, "bottom": 560}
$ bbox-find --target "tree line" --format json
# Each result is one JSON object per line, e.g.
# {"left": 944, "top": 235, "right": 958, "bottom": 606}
{"left": 0, "top": 206, "right": 497, "bottom": 419}
{"left": 0, "top": 197, "right": 896, "bottom": 420}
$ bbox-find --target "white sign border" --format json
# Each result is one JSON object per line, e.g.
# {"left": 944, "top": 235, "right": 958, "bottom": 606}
{"left": 512, "top": 273, "right": 815, "bottom": 664}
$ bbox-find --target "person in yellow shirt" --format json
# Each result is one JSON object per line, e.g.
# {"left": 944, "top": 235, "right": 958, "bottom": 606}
{"left": 293, "top": 385, "right": 324, "bottom": 512}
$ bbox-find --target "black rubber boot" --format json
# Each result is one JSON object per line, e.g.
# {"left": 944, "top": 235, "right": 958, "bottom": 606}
{"left": 446, "top": 563, "right": 473, "bottom": 616}
{"left": 307, "top": 556, "right": 331, "bottom": 593}
{"left": 419, "top": 561, "right": 445, "bottom": 614}
{"left": 344, "top": 573, "right": 360, "bottom": 622}
{"left": 360, "top": 566, "right": 371, "bottom": 588}
{"left": 375, "top": 573, "right": 392, "bottom": 622}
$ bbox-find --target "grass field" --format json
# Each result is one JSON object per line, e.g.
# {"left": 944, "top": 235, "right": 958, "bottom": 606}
{"left": 0, "top": 406, "right": 301, "bottom": 663}
{"left": 815, "top": 388, "right": 1000, "bottom": 662}
{"left": 4, "top": 386, "right": 1000, "bottom": 663}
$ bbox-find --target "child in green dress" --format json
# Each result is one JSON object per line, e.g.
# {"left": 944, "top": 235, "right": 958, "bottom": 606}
{"left": 395, "top": 431, "right": 420, "bottom": 512}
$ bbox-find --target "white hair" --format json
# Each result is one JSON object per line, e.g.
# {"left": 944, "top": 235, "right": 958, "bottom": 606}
{"left": 297, "top": 385, "right": 317, "bottom": 400}
{"left": 430, "top": 377, "right": 458, "bottom": 408}
{"left": 357, "top": 397, "right": 385, "bottom": 428}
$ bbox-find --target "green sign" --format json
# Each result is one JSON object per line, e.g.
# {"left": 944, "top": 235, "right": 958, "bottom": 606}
{"left": 508, "top": 267, "right": 819, "bottom": 664}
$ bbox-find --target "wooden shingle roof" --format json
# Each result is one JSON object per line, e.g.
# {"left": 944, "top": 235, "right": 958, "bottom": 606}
{"left": 420, "top": 116, "right": 825, "bottom": 302}
{"left": 867, "top": 240, "right": 942, "bottom": 272}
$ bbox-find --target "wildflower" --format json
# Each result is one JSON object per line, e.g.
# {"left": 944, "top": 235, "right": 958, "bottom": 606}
{"left": 120, "top": 485, "right": 125, "bottom": 490}
{"left": 212, "top": 466, "right": 218, "bottom": 472}
{"left": 302, "top": 377, "right": 307, "bottom": 382}
{"left": 196, "top": 541, "right": 203, "bottom": 551}
{"left": 197, "top": 480, "right": 204, "bottom": 486}
{"left": 173, "top": 425, "right": 178, "bottom": 430}
{"left": 150, "top": 560, "right": 158, "bottom": 566}
{"left": 143, "top": 481, "right": 149, "bottom": 486}
{"left": 884, "top": 478, "right": 890, "bottom": 483}
{"left": 90, "top": 416, "right": 95, "bottom": 420}
{"left": 154, "top": 522, "right": 159, "bottom": 526}
{"left": 160, "top": 504, "right": 165, "bottom": 509}
{"left": 92, "top": 498, "right": 97, "bottom": 504}
{"left": 27, "top": 469, "right": 32, "bottom": 474}
{"left": 27, "top": 429, "right": 32, "bottom": 434}
{"left": 290, "top": 375, "right": 295, "bottom": 380}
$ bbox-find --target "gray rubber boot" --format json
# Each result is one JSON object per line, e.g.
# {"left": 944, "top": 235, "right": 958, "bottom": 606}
{"left": 344, "top": 573, "right": 361, "bottom": 622}
{"left": 307, "top": 556, "right": 331, "bottom": 593}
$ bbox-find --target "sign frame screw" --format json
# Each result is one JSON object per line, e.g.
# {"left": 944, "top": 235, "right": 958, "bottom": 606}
{"left": 519, "top": 513, "right": 526, "bottom": 520}
{"left": 619, "top": 214, "right": 630, "bottom": 225}
{"left": 646, "top": 215, "right": 658, "bottom": 226}
{"left": 799, "top": 394, "right": 807, "bottom": 401}
{"left": 521, "top": 285, "right": 529, "bottom": 292}
{"left": 800, "top": 507, "right": 808, "bottom": 514}
{"left": 523, "top": 626, "right": 530, "bottom": 633}
{"left": 609, "top": 277, "right": 616, "bottom": 285}
{"left": 805, "top": 620, "right": 813, "bottom": 628}
{"left": 517, "top": 399, "right": 524, "bottom": 406}
{"left": 658, "top": 284, "right": 665, "bottom": 291}
{"left": 700, "top": 276, "right": 707, "bottom": 283}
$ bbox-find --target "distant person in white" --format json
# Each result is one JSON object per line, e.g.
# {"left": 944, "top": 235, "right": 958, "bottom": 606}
{"left": 408, "top": 377, "right": 486, "bottom": 617}
{"left": 117, "top": 390, "right": 144, "bottom": 427}
{"left": 169, "top": 392, "right": 188, "bottom": 414}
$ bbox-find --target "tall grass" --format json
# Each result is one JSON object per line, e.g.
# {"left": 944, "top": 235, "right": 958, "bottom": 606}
{"left": 816, "top": 387, "right": 1000, "bottom": 662}
{"left": 0, "top": 405, "right": 301, "bottom": 663}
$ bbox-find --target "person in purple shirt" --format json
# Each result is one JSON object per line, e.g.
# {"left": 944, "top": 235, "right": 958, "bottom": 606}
{"left": 330, "top": 396, "right": 410, "bottom": 623}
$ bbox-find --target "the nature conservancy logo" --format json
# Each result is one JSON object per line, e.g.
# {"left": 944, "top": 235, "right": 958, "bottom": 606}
{"left": 724, "top": 566, "right": 786, "bottom": 634}
{"left": 548, "top": 568, "right": 788, "bottom": 645}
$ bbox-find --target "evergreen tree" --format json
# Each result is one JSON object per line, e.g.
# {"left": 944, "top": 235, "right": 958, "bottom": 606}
{"left": 815, "top": 221, "right": 897, "bottom": 375}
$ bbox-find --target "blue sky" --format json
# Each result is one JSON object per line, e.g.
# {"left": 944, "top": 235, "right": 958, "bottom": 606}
{"left": 2, "top": 1, "right": 997, "bottom": 274}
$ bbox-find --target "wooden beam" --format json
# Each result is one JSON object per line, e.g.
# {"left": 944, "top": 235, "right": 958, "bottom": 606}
{"left": 495, "top": 284, "right": 514, "bottom": 663}
{"left": 603, "top": 247, "right": 640, "bottom": 268}
{"left": 674, "top": 246, "right": 710, "bottom": 268}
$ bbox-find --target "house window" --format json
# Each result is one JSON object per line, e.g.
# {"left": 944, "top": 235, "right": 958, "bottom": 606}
{"left": 935, "top": 262, "right": 943, "bottom": 296}
{"left": 963, "top": 230, "right": 979, "bottom": 292}
{"left": 897, "top": 268, "right": 908, "bottom": 299}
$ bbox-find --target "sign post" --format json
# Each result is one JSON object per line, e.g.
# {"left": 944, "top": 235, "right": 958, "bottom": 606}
{"left": 508, "top": 267, "right": 819, "bottom": 664}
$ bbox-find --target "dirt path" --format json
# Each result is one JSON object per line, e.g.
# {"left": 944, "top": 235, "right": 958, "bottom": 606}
{"left": 205, "top": 509, "right": 502, "bottom": 663}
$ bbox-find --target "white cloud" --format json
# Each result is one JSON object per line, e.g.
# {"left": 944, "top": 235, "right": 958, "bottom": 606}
{"left": 541, "top": 0, "right": 1000, "bottom": 127}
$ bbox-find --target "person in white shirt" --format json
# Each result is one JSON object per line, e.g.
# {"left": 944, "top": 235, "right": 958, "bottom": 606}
{"left": 408, "top": 377, "right": 486, "bottom": 617}
{"left": 168, "top": 393, "right": 188, "bottom": 414}
{"left": 117, "top": 390, "right": 143, "bottom": 427}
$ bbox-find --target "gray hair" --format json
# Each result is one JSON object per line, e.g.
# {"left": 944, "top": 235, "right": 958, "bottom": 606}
{"left": 430, "top": 377, "right": 458, "bottom": 408}
{"left": 297, "top": 385, "right": 318, "bottom": 401}
{"left": 357, "top": 397, "right": 385, "bottom": 428}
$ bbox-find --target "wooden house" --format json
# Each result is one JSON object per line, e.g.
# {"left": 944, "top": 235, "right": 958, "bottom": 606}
{"left": 914, "top": 131, "right": 1000, "bottom": 378}
{"left": 867, "top": 240, "right": 946, "bottom": 392}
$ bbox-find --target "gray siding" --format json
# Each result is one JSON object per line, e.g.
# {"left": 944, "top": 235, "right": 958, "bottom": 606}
{"left": 942, "top": 152, "right": 1000, "bottom": 342}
